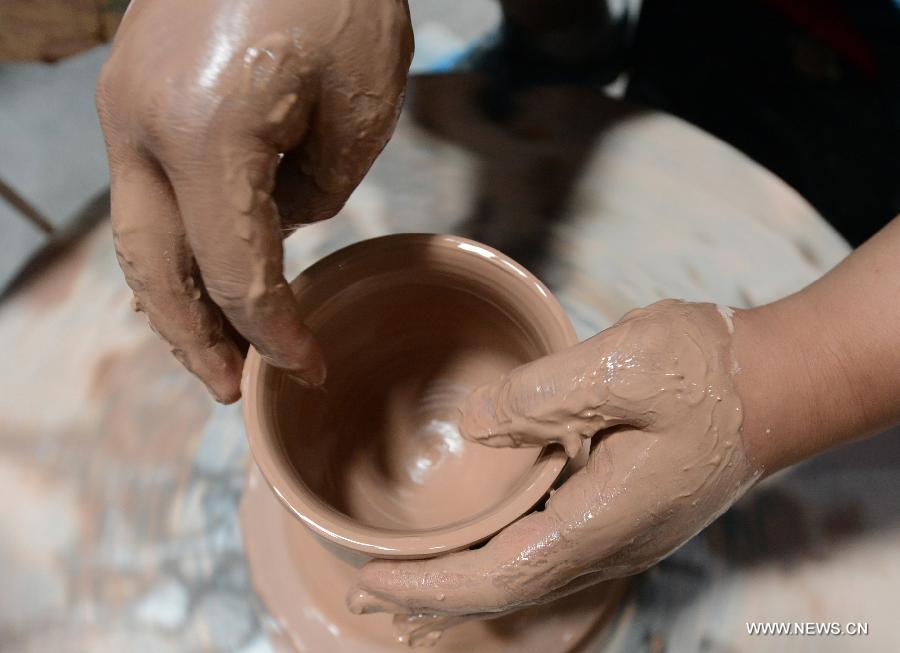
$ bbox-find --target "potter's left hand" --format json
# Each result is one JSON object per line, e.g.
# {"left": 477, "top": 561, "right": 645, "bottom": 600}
{"left": 351, "top": 213, "right": 900, "bottom": 645}
{"left": 348, "top": 299, "right": 763, "bottom": 643}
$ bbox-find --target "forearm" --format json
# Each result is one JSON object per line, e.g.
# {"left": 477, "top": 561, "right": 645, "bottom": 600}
{"left": 736, "top": 216, "right": 900, "bottom": 475}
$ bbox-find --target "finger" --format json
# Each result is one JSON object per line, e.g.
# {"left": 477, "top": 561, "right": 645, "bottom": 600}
{"left": 273, "top": 74, "right": 408, "bottom": 227}
{"left": 348, "top": 510, "right": 561, "bottom": 616}
{"left": 162, "top": 133, "right": 326, "bottom": 386}
{"left": 108, "top": 151, "right": 244, "bottom": 402}
{"left": 459, "top": 335, "right": 638, "bottom": 457}
{"left": 389, "top": 571, "right": 614, "bottom": 647}
{"left": 392, "top": 613, "right": 482, "bottom": 648}
{"left": 348, "top": 454, "right": 616, "bottom": 616}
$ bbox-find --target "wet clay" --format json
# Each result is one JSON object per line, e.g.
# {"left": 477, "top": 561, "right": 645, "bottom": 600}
{"left": 240, "top": 464, "right": 631, "bottom": 652}
{"left": 351, "top": 301, "right": 762, "bottom": 628}
{"left": 243, "top": 234, "right": 573, "bottom": 558}
{"left": 277, "top": 282, "right": 548, "bottom": 531}
{"left": 460, "top": 301, "right": 749, "bottom": 458}
{"left": 98, "top": 0, "right": 414, "bottom": 400}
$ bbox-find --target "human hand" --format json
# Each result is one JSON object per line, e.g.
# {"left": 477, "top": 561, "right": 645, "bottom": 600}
{"left": 96, "top": 0, "right": 413, "bottom": 401}
{"left": 348, "top": 300, "right": 762, "bottom": 644}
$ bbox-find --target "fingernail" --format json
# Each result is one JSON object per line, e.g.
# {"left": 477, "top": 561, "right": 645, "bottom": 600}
{"left": 206, "top": 372, "right": 242, "bottom": 405}
{"left": 286, "top": 354, "right": 327, "bottom": 388}
{"left": 306, "top": 349, "right": 328, "bottom": 385}
{"left": 458, "top": 384, "right": 497, "bottom": 441}
{"left": 347, "top": 588, "right": 383, "bottom": 615}
{"left": 287, "top": 368, "right": 326, "bottom": 389}
{"left": 305, "top": 353, "right": 328, "bottom": 386}
{"left": 210, "top": 385, "right": 241, "bottom": 404}
{"left": 260, "top": 342, "right": 327, "bottom": 387}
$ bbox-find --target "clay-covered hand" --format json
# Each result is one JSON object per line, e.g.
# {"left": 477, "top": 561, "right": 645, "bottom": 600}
{"left": 96, "top": 0, "right": 413, "bottom": 401}
{"left": 349, "top": 300, "right": 762, "bottom": 645}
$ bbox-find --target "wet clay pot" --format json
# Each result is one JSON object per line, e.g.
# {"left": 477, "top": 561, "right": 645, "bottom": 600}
{"left": 240, "top": 234, "right": 628, "bottom": 651}
{"left": 243, "top": 234, "right": 575, "bottom": 558}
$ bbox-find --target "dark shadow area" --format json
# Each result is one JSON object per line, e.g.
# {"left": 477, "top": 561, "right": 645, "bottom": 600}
{"left": 706, "top": 425, "right": 900, "bottom": 569}
{"left": 412, "top": 1, "right": 899, "bottom": 254}
{"left": 627, "top": 0, "right": 900, "bottom": 246}
{"left": 408, "top": 73, "right": 648, "bottom": 278}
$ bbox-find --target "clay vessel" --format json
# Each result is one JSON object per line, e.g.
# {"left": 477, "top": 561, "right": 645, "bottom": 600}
{"left": 242, "top": 234, "right": 576, "bottom": 559}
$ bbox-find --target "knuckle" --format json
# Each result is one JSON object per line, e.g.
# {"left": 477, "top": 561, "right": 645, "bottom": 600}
{"left": 95, "top": 58, "right": 221, "bottom": 159}
{"left": 144, "top": 85, "right": 219, "bottom": 157}
{"left": 206, "top": 283, "right": 250, "bottom": 315}
{"left": 113, "top": 227, "right": 199, "bottom": 302}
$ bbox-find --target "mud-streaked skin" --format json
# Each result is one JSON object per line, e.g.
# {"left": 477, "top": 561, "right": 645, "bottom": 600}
{"left": 350, "top": 215, "right": 900, "bottom": 645}
{"left": 350, "top": 300, "right": 761, "bottom": 642}
{"left": 97, "top": 0, "right": 413, "bottom": 401}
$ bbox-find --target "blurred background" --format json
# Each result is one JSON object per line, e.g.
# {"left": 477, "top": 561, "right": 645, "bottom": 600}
{"left": 2, "top": 2, "right": 899, "bottom": 652}
{"left": 3, "top": 0, "right": 898, "bottom": 293}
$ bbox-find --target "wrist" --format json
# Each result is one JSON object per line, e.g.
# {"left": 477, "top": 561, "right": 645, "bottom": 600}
{"left": 732, "top": 301, "right": 803, "bottom": 476}
{"left": 731, "top": 292, "right": 859, "bottom": 477}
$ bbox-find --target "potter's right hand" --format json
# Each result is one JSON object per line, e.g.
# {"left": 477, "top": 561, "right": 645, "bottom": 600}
{"left": 350, "top": 216, "right": 900, "bottom": 645}
{"left": 97, "top": 0, "right": 413, "bottom": 402}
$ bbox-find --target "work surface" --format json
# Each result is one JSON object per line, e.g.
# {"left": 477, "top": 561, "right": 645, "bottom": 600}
{"left": 2, "top": 74, "right": 898, "bottom": 652}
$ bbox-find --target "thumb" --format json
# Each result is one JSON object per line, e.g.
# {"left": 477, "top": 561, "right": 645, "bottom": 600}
{"left": 459, "top": 333, "right": 642, "bottom": 457}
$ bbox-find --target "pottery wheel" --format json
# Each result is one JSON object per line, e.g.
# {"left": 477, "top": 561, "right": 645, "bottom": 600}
{"left": 240, "top": 464, "right": 629, "bottom": 653}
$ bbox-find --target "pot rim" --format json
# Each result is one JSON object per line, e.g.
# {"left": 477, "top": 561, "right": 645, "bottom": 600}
{"left": 242, "top": 233, "right": 576, "bottom": 559}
